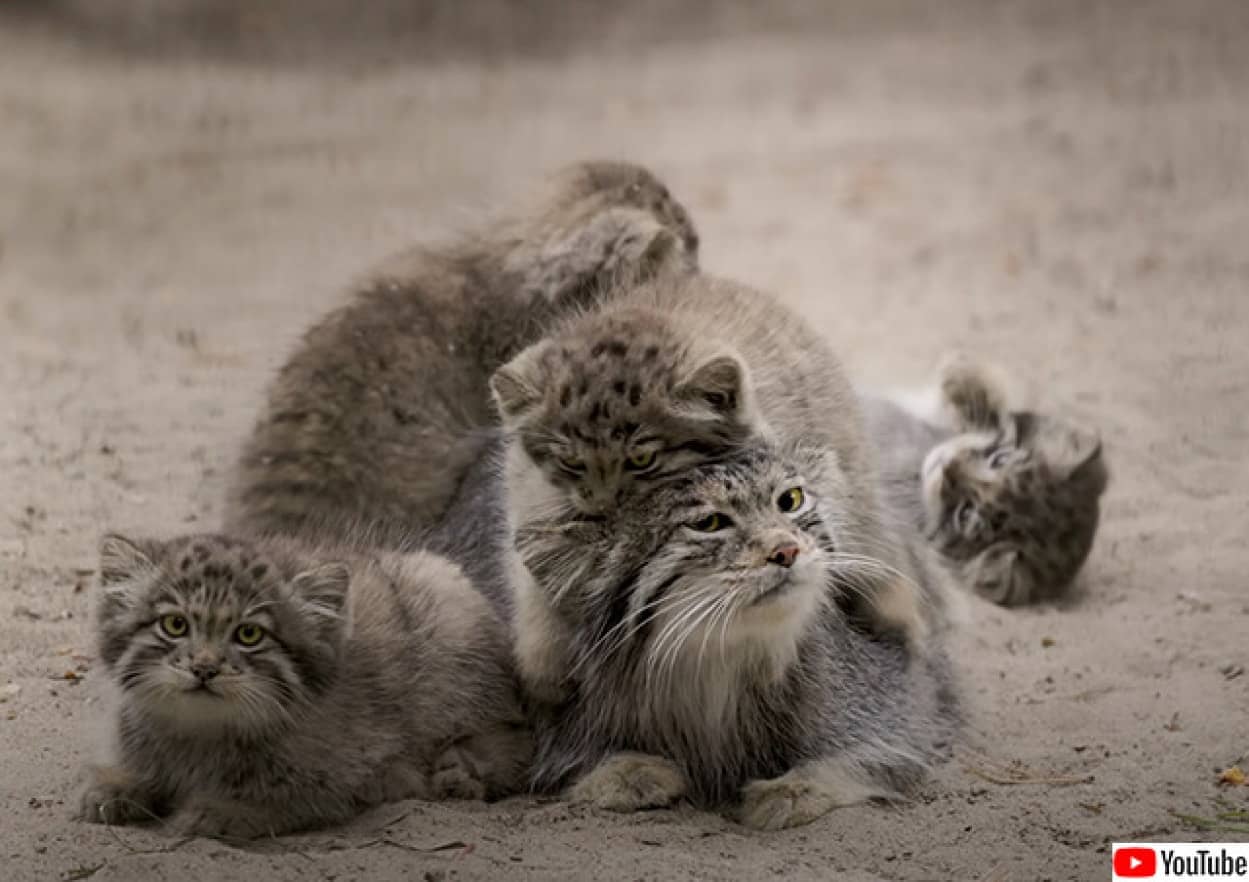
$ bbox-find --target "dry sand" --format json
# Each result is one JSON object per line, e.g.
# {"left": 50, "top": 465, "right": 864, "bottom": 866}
{"left": 2, "top": 2, "right": 1247, "bottom": 879}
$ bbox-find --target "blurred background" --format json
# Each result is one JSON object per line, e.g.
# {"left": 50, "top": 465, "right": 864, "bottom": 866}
{"left": 2, "top": 4, "right": 1248, "bottom": 880}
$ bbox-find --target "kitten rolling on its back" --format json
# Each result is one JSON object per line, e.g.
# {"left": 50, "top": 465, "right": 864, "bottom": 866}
{"left": 78, "top": 532, "right": 530, "bottom": 838}
{"left": 864, "top": 356, "right": 1109, "bottom": 605}
{"left": 226, "top": 161, "right": 698, "bottom": 539}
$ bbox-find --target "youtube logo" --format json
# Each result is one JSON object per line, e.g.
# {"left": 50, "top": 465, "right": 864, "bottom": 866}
{"left": 1114, "top": 847, "right": 1157, "bottom": 878}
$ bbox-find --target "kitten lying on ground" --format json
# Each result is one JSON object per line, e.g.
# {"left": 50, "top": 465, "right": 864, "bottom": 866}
{"left": 491, "top": 272, "right": 941, "bottom": 704}
{"left": 864, "top": 356, "right": 1108, "bottom": 606}
{"left": 512, "top": 439, "right": 959, "bottom": 830}
{"left": 77, "top": 532, "right": 530, "bottom": 839}
{"left": 226, "top": 160, "right": 698, "bottom": 539}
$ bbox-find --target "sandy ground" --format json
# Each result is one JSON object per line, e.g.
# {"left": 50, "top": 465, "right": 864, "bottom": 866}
{"left": 2, "top": 2, "right": 1248, "bottom": 880}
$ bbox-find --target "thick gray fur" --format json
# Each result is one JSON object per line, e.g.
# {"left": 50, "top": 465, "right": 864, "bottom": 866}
{"left": 514, "top": 440, "right": 959, "bottom": 828}
{"left": 78, "top": 531, "right": 531, "bottom": 839}
{"left": 225, "top": 160, "right": 699, "bottom": 540}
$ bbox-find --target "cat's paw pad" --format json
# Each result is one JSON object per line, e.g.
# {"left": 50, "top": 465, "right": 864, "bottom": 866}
{"left": 431, "top": 747, "right": 487, "bottom": 801}
{"left": 569, "top": 753, "right": 686, "bottom": 812}
{"left": 173, "top": 800, "right": 267, "bottom": 841}
{"left": 76, "top": 768, "right": 153, "bottom": 826}
{"left": 737, "top": 777, "right": 838, "bottom": 831}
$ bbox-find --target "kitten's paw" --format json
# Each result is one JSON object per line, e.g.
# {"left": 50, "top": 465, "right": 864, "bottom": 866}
{"left": 569, "top": 752, "right": 686, "bottom": 812}
{"left": 936, "top": 353, "right": 1009, "bottom": 431}
{"left": 76, "top": 766, "right": 156, "bottom": 826}
{"left": 737, "top": 777, "right": 840, "bottom": 831}
{"left": 431, "top": 745, "right": 488, "bottom": 801}
{"left": 172, "top": 799, "right": 270, "bottom": 841}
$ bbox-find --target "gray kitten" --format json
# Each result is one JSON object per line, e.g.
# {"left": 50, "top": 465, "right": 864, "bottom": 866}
{"left": 514, "top": 440, "right": 958, "bottom": 830}
{"left": 226, "top": 160, "right": 698, "bottom": 539}
{"left": 864, "top": 357, "right": 1108, "bottom": 606}
{"left": 77, "top": 532, "right": 531, "bottom": 839}
{"left": 490, "top": 273, "right": 936, "bottom": 703}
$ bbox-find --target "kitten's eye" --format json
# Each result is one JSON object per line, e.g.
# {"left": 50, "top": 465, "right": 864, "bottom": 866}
{"left": 689, "top": 513, "right": 732, "bottom": 532}
{"left": 159, "top": 614, "right": 189, "bottom": 638}
{"left": 625, "top": 450, "right": 657, "bottom": 472}
{"left": 557, "top": 456, "right": 585, "bottom": 473}
{"left": 986, "top": 448, "right": 1013, "bottom": 469}
{"left": 953, "top": 501, "right": 977, "bottom": 533}
{"left": 234, "top": 623, "right": 266, "bottom": 647}
{"left": 776, "top": 487, "right": 806, "bottom": 514}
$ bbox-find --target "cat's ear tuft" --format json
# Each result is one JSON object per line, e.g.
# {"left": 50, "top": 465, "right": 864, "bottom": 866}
{"left": 291, "top": 562, "right": 351, "bottom": 623}
{"left": 491, "top": 342, "right": 548, "bottom": 426}
{"left": 98, "top": 533, "right": 157, "bottom": 588}
{"left": 675, "top": 350, "right": 752, "bottom": 423}
{"left": 966, "top": 544, "right": 1032, "bottom": 607}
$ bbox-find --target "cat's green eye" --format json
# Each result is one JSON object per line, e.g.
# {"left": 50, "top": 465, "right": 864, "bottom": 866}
{"left": 625, "top": 450, "right": 657, "bottom": 471}
{"left": 777, "top": 487, "right": 805, "bottom": 514}
{"left": 557, "top": 455, "right": 585, "bottom": 473}
{"left": 689, "top": 513, "right": 732, "bottom": 532}
{"left": 159, "top": 614, "right": 189, "bottom": 638}
{"left": 234, "top": 623, "right": 266, "bottom": 647}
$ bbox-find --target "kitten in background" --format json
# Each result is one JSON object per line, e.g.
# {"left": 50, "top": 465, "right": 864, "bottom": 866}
{"left": 864, "top": 355, "right": 1108, "bottom": 606}
{"left": 226, "top": 160, "right": 698, "bottom": 540}
{"left": 77, "top": 532, "right": 530, "bottom": 839}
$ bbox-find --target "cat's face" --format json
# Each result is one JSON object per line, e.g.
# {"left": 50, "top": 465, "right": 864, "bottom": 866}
{"left": 94, "top": 534, "right": 349, "bottom": 736}
{"left": 920, "top": 412, "right": 1108, "bottom": 604}
{"left": 492, "top": 308, "right": 757, "bottom": 514}
{"left": 515, "top": 444, "right": 841, "bottom": 681}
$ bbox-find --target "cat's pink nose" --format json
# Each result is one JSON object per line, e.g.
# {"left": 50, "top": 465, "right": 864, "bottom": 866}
{"left": 767, "top": 543, "right": 800, "bottom": 568}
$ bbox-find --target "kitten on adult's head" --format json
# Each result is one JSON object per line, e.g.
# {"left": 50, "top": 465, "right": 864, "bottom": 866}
{"left": 919, "top": 357, "right": 1109, "bottom": 606}
{"left": 491, "top": 306, "right": 758, "bottom": 514}
{"left": 82, "top": 531, "right": 531, "bottom": 838}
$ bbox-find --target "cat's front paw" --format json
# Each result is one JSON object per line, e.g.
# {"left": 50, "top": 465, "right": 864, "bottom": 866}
{"left": 569, "top": 752, "right": 686, "bottom": 812}
{"left": 76, "top": 766, "right": 156, "bottom": 826}
{"left": 431, "top": 745, "right": 487, "bottom": 801}
{"left": 172, "top": 799, "right": 270, "bottom": 841}
{"left": 737, "top": 776, "right": 840, "bottom": 831}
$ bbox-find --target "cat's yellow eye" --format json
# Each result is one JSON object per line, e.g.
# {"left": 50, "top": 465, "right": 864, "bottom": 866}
{"left": 625, "top": 450, "right": 657, "bottom": 471}
{"left": 557, "top": 456, "right": 585, "bottom": 473}
{"left": 777, "top": 487, "right": 805, "bottom": 514}
{"left": 159, "top": 614, "right": 189, "bottom": 638}
{"left": 234, "top": 623, "right": 265, "bottom": 647}
{"left": 689, "top": 513, "right": 731, "bottom": 533}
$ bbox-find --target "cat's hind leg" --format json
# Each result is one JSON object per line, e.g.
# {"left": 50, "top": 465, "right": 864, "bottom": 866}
{"left": 431, "top": 722, "right": 534, "bottom": 801}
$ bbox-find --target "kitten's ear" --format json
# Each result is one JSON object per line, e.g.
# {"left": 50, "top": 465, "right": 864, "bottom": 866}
{"left": 290, "top": 562, "right": 351, "bottom": 625}
{"left": 966, "top": 544, "right": 1033, "bottom": 607}
{"left": 491, "top": 342, "right": 549, "bottom": 427}
{"left": 99, "top": 534, "right": 156, "bottom": 585}
{"left": 1045, "top": 424, "right": 1104, "bottom": 484}
{"left": 675, "top": 350, "right": 753, "bottom": 425}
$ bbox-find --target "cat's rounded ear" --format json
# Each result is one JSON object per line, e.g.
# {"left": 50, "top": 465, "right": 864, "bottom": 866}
{"left": 99, "top": 534, "right": 157, "bottom": 584}
{"left": 1045, "top": 424, "right": 1105, "bottom": 486}
{"left": 290, "top": 562, "right": 351, "bottom": 625}
{"left": 966, "top": 544, "right": 1033, "bottom": 607}
{"left": 674, "top": 349, "right": 754, "bottom": 426}
{"left": 491, "top": 341, "right": 550, "bottom": 427}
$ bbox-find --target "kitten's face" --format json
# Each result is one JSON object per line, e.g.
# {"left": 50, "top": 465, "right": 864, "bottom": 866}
{"left": 920, "top": 412, "right": 1108, "bottom": 604}
{"left": 94, "top": 534, "right": 349, "bottom": 736}
{"left": 516, "top": 444, "right": 839, "bottom": 679}
{"left": 492, "top": 308, "right": 756, "bottom": 513}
